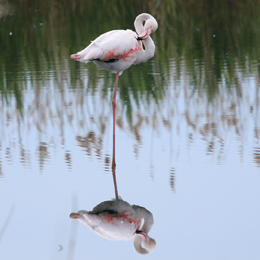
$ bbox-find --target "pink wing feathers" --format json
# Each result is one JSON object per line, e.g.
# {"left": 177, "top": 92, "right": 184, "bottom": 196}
{"left": 71, "top": 30, "right": 141, "bottom": 63}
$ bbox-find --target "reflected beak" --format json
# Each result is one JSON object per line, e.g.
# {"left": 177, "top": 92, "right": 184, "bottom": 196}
{"left": 136, "top": 230, "right": 150, "bottom": 242}
{"left": 137, "top": 29, "right": 152, "bottom": 40}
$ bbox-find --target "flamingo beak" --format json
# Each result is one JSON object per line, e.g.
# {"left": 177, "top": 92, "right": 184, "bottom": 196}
{"left": 136, "top": 29, "right": 152, "bottom": 40}
{"left": 136, "top": 230, "right": 151, "bottom": 243}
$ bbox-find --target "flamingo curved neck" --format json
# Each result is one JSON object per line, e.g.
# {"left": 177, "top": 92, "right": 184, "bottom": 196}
{"left": 133, "top": 13, "right": 157, "bottom": 65}
{"left": 132, "top": 205, "right": 154, "bottom": 233}
{"left": 134, "top": 13, "right": 153, "bottom": 35}
{"left": 137, "top": 37, "right": 155, "bottom": 64}
{"left": 133, "top": 235, "right": 156, "bottom": 255}
{"left": 132, "top": 205, "right": 156, "bottom": 254}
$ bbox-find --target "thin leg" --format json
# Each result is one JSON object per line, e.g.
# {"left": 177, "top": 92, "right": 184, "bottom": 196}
{"left": 112, "top": 98, "right": 118, "bottom": 199}
{"left": 112, "top": 72, "right": 119, "bottom": 138}
{"left": 112, "top": 72, "right": 119, "bottom": 199}
{"left": 112, "top": 136, "right": 118, "bottom": 199}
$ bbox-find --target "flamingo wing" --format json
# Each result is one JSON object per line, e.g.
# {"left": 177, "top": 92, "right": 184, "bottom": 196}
{"left": 71, "top": 30, "right": 141, "bottom": 63}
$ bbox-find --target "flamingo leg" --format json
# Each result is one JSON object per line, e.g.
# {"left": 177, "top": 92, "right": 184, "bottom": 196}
{"left": 112, "top": 72, "right": 119, "bottom": 199}
{"left": 112, "top": 140, "right": 118, "bottom": 199}
{"left": 112, "top": 72, "right": 119, "bottom": 137}
{"left": 112, "top": 110, "right": 118, "bottom": 199}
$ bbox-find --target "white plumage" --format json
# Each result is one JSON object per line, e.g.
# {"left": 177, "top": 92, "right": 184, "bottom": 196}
{"left": 70, "top": 198, "right": 156, "bottom": 254}
{"left": 71, "top": 13, "right": 158, "bottom": 75}
{"left": 71, "top": 13, "right": 158, "bottom": 137}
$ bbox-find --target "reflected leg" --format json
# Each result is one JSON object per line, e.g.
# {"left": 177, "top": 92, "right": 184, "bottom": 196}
{"left": 112, "top": 72, "right": 119, "bottom": 199}
{"left": 112, "top": 72, "right": 119, "bottom": 137}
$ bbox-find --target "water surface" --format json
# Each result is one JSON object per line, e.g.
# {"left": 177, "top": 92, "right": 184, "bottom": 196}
{"left": 0, "top": 1, "right": 260, "bottom": 259}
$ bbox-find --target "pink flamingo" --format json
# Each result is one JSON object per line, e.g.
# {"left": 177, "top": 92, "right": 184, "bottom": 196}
{"left": 70, "top": 198, "right": 156, "bottom": 254}
{"left": 71, "top": 13, "right": 158, "bottom": 137}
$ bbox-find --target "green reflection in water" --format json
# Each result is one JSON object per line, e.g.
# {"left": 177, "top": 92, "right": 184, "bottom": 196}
{"left": 0, "top": 0, "right": 260, "bottom": 170}
{"left": 1, "top": 0, "right": 260, "bottom": 102}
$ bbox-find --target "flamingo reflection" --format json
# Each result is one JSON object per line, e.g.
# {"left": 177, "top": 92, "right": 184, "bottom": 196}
{"left": 70, "top": 128, "right": 156, "bottom": 254}
{"left": 70, "top": 198, "right": 156, "bottom": 254}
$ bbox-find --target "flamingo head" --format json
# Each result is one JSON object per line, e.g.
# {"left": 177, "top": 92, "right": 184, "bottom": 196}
{"left": 136, "top": 29, "right": 153, "bottom": 40}
{"left": 134, "top": 230, "right": 156, "bottom": 255}
{"left": 136, "top": 14, "right": 158, "bottom": 40}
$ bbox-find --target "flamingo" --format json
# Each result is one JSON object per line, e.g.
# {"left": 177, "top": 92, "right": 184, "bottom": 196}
{"left": 71, "top": 13, "right": 158, "bottom": 137}
{"left": 70, "top": 198, "right": 156, "bottom": 255}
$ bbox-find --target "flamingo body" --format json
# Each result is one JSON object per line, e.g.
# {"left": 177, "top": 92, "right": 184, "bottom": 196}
{"left": 71, "top": 30, "right": 143, "bottom": 75}
{"left": 70, "top": 198, "right": 156, "bottom": 254}
{"left": 70, "top": 199, "right": 141, "bottom": 240}
{"left": 71, "top": 13, "right": 158, "bottom": 137}
{"left": 71, "top": 13, "right": 158, "bottom": 75}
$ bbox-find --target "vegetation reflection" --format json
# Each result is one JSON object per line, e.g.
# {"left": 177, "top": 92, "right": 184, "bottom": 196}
{"left": 0, "top": 0, "right": 260, "bottom": 173}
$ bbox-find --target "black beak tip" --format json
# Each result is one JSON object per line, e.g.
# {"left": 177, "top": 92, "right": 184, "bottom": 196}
{"left": 136, "top": 230, "right": 142, "bottom": 234}
{"left": 136, "top": 37, "right": 142, "bottom": 41}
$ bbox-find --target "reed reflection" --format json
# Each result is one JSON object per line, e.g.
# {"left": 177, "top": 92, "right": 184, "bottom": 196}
{"left": 1, "top": 0, "right": 260, "bottom": 173}
{"left": 70, "top": 132, "right": 156, "bottom": 255}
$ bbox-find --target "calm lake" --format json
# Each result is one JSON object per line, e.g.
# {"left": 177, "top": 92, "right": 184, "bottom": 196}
{"left": 0, "top": 1, "right": 260, "bottom": 259}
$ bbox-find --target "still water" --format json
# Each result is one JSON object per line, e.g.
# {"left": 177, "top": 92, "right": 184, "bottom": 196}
{"left": 0, "top": 1, "right": 260, "bottom": 259}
